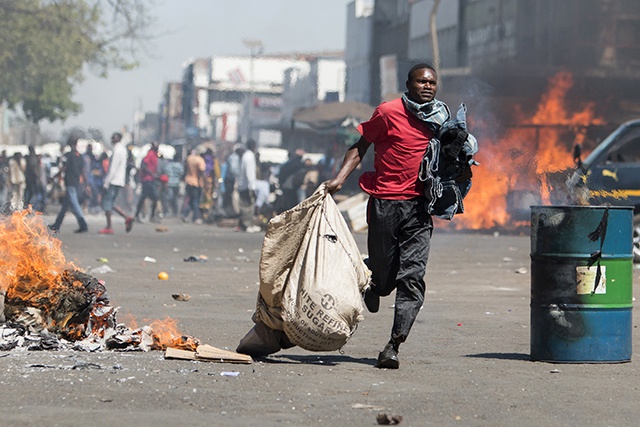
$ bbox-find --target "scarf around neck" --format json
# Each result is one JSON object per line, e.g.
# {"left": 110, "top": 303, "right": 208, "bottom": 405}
{"left": 402, "top": 92, "right": 450, "bottom": 131}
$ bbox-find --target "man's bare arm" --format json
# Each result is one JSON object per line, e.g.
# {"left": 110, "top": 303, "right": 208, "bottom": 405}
{"left": 324, "top": 136, "right": 371, "bottom": 194}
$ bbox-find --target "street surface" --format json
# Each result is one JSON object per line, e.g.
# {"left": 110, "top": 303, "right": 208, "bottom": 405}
{"left": 1, "top": 210, "right": 639, "bottom": 427}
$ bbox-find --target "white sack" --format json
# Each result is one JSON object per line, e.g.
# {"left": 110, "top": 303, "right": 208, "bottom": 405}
{"left": 255, "top": 185, "right": 370, "bottom": 351}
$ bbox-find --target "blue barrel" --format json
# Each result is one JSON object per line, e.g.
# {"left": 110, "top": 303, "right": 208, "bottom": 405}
{"left": 530, "top": 205, "right": 634, "bottom": 362}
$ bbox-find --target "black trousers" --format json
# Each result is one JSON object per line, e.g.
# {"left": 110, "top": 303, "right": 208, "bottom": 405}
{"left": 367, "top": 197, "right": 433, "bottom": 345}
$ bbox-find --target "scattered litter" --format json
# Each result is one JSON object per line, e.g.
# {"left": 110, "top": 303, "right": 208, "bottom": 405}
{"left": 237, "top": 248, "right": 244, "bottom": 253}
{"left": 173, "top": 247, "right": 180, "bottom": 252}
{"left": 155, "top": 225, "right": 169, "bottom": 232}
{"left": 352, "top": 403, "right": 386, "bottom": 410}
{"left": 165, "top": 344, "right": 252, "bottom": 364}
{"left": 183, "top": 255, "right": 208, "bottom": 262}
{"left": 27, "top": 363, "right": 57, "bottom": 369}
{"left": 493, "top": 231, "right": 500, "bottom": 238}
{"left": 158, "top": 272, "right": 169, "bottom": 280}
{"left": 457, "top": 323, "right": 463, "bottom": 327}
{"left": 144, "top": 256, "right": 157, "bottom": 263}
{"left": 90, "top": 265, "right": 116, "bottom": 274}
{"left": 550, "top": 369, "right": 561, "bottom": 374}
{"left": 502, "top": 257, "right": 513, "bottom": 262}
{"left": 376, "top": 413, "right": 403, "bottom": 425}
{"left": 96, "top": 257, "right": 109, "bottom": 263}
{"left": 172, "top": 294, "right": 190, "bottom": 301}
{"left": 515, "top": 267, "right": 528, "bottom": 274}
{"left": 71, "top": 362, "right": 103, "bottom": 370}
{"left": 220, "top": 371, "right": 240, "bottom": 377}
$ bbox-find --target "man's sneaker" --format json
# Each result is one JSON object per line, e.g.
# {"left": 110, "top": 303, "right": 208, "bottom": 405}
{"left": 98, "top": 228, "right": 114, "bottom": 235}
{"left": 363, "top": 287, "right": 380, "bottom": 313}
{"left": 125, "top": 217, "right": 134, "bottom": 233}
{"left": 376, "top": 343, "right": 400, "bottom": 369}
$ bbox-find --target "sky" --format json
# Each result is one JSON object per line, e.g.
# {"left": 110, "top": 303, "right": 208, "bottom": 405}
{"left": 41, "top": 0, "right": 352, "bottom": 138}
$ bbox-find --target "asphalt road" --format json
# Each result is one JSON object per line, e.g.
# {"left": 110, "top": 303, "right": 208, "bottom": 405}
{"left": 1, "top": 209, "right": 639, "bottom": 427}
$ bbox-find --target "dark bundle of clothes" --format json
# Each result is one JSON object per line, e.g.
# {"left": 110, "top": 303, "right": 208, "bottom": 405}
{"left": 419, "top": 103, "right": 479, "bottom": 220}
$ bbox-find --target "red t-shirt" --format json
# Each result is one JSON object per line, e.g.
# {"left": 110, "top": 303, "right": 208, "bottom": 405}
{"left": 357, "top": 98, "right": 434, "bottom": 200}
{"left": 140, "top": 150, "right": 158, "bottom": 182}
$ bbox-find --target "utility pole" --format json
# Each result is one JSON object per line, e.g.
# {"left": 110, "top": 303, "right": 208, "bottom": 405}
{"left": 243, "top": 39, "right": 263, "bottom": 142}
{"left": 429, "top": 0, "right": 441, "bottom": 76}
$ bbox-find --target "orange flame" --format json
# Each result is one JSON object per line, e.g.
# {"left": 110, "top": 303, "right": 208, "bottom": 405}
{"left": 147, "top": 317, "right": 200, "bottom": 351}
{"left": 0, "top": 209, "right": 73, "bottom": 294}
{"left": 452, "top": 71, "right": 604, "bottom": 230}
{"left": 1, "top": 210, "right": 199, "bottom": 351}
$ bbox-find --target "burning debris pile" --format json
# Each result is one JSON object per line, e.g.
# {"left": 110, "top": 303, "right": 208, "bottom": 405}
{"left": 0, "top": 209, "right": 199, "bottom": 353}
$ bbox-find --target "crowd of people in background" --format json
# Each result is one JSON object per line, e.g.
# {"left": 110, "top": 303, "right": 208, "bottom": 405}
{"left": 0, "top": 133, "right": 340, "bottom": 234}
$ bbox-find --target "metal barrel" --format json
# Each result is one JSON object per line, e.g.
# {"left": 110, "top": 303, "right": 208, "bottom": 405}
{"left": 530, "top": 205, "right": 634, "bottom": 362}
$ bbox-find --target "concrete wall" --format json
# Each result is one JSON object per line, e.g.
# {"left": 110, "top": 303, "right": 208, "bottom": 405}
{"left": 345, "top": 1, "right": 374, "bottom": 103}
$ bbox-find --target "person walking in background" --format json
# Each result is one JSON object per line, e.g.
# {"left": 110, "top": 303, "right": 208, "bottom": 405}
{"left": 83, "top": 143, "right": 102, "bottom": 214}
{"left": 8, "top": 152, "right": 26, "bottom": 210}
{"left": 181, "top": 145, "right": 206, "bottom": 224}
{"left": 276, "top": 148, "right": 305, "bottom": 212}
{"left": 93, "top": 152, "right": 110, "bottom": 211}
{"left": 49, "top": 136, "right": 89, "bottom": 233}
{"left": 121, "top": 146, "right": 137, "bottom": 212}
{"left": 134, "top": 142, "right": 161, "bottom": 223}
{"left": 161, "top": 152, "right": 184, "bottom": 218}
{"left": 200, "top": 147, "right": 215, "bottom": 216}
{"left": 24, "top": 146, "right": 45, "bottom": 212}
{"left": 157, "top": 152, "right": 169, "bottom": 218}
{"left": 236, "top": 139, "right": 260, "bottom": 233}
{"left": 221, "top": 143, "right": 242, "bottom": 218}
{"left": 0, "top": 150, "right": 9, "bottom": 209}
{"left": 325, "top": 63, "right": 452, "bottom": 369}
{"left": 100, "top": 132, "right": 134, "bottom": 234}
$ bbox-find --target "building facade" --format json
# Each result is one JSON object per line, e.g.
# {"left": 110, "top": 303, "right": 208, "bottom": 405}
{"left": 168, "top": 53, "right": 346, "bottom": 151}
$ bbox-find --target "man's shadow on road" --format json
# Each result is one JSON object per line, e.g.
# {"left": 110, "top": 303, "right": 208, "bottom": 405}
{"left": 255, "top": 354, "right": 378, "bottom": 367}
{"left": 465, "top": 352, "right": 530, "bottom": 361}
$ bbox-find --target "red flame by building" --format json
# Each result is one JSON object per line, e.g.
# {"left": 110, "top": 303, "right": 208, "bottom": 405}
{"left": 451, "top": 71, "right": 604, "bottom": 230}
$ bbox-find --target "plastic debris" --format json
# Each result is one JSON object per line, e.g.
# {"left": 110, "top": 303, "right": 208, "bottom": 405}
{"left": 515, "top": 267, "right": 528, "bottom": 274}
{"left": 220, "top": 371, "right": 240, "bottom": 377}
{"left": 158, "top": 271, "right": 169, "bottom": 280}
{"left": 144, "top": 256, "right": 157, "bottom": 263}
{"left": 183, "top": 255, "right": 208, "bottom": 262}
{"left": 90, "top": 265, "right": 116, "bottom": 274}
{"left": 96, "top": 257, "right": 109, "bottom": 263}
{"left": 172, "top": 293, "right": 190, "bottom": 301}
{"left": 376, "top": 413, "right": 403, "bottom": 425}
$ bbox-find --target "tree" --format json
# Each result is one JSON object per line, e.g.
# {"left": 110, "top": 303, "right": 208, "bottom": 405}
{"left": 0, "top": 0, "right": 154, "bottom": 123}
